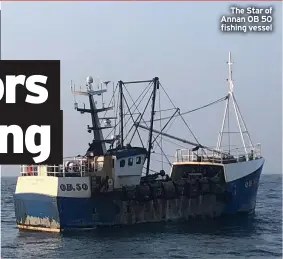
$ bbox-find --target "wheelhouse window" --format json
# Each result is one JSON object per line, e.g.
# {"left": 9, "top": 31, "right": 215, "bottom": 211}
{"left": 128, "top": 158, "right": 133, "bottom": 166}
{"left": 120, "top": 159, "right": 125, "bottom": 167}
{"left": 136, "top": 156, "right": 141, "bottom": 164}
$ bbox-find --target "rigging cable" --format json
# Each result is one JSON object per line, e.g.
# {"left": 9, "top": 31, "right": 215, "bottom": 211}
{"left": 151, "top": 108, "right": 180, "bottom": 146}
{"left": 159, "top": 82, "right": 200, "bottom": 145}
{"left": 126, "top": 85, "right": 153, "bottom": 144}
{"left": 155, "top": 121, "right": 189, "bottom": 149}
{"left": 122, "top": 83, "right": 172, "bottom": 167}
{"left": 151, "top": 111, "right": 184, "bottom": 155}
{"left": 122, "top": 91, "right": 144, "bottom": 148}
{"left": 100, "top": 82, "right": 119, "bottom": 122}
{"left": 142, "top": 94, "right": 228, "bottom": 123}
{"left": 104, "top": 81, "right": 152, "bottom": 140}
{"left": 156, "top": 83, "right": 229, "bottom": 158}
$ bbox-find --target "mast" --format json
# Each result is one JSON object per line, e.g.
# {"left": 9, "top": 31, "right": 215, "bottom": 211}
{"left": 0, "top": 2, "right": 2, "bottom": 174}
{"left": 145, "top": 77, "right": 159, "bottom": 176}
{"left": 72, "top": 76, "right": 114, "bottom": 156}
{"left": 119, "top": 80, "right": 124, "bottom": 148}
{"left": 216, "top": 52, "right": 254, "bottom": 156}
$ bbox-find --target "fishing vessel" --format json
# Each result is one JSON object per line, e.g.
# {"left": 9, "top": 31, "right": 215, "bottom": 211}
{"left": 14, "top": 53, "right": 264, "bottom": 232}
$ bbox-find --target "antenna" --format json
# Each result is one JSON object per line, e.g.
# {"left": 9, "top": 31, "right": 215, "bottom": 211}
{"left": 216, "top": 52, "right": 254, "bottom": 156}
{"left": 71, "top": 80, "right": 78, "bottom": 110}
{"left": 101, "top": 81, "right": 111, "bottom": 108}
{"left": 228, "top": 52, "right": 233, "bottom": 92}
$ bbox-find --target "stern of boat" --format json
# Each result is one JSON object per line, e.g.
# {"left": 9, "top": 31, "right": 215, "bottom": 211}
{"left": 14, "top": 166, "right": 92, "bottom": 232}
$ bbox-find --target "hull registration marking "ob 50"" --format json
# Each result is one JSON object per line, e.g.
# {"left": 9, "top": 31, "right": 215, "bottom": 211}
{"left": 60, "top": 183, "right": 88, "bottom": 191}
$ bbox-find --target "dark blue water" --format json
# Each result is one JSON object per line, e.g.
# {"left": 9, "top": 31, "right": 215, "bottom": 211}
{"left": 1, "top": 174, "right": 282, "bottom": 259}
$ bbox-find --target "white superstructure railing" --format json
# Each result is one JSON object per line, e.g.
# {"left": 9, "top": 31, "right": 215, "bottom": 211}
{"left": 20, "top": 156, "right": 92, "bottom": 177}
{"left": 174, "top": 144, "right": 262, "bottom": 164}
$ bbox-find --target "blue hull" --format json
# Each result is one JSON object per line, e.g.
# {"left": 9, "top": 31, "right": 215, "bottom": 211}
{"left": 223, "top": 165, "right": 263, "bottom": 215}
{"left": 14, "top": 166, "right": 263, "bottom": 232}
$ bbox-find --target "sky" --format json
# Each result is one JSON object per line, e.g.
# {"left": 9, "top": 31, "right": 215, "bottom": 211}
{"left": 0, "top": 2, "right": 282, "bottom": 176}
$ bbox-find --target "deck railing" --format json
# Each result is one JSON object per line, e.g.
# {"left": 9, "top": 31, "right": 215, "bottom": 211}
{"left": 20, "top": 156, "right": 92, "bottom": 177}
{"left": 174, "top": 144, "right": 262, "bottom": 164}
{"left": 20, "top": 165, "right": 39, "bottom": 176}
